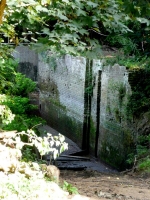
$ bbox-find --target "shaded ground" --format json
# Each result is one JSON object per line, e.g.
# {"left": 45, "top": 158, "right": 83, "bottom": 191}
{"left": 38, "top": 125, "right": 117, "bottom": 173}
{"left": 60, "top": 170, "right": 150, "bottom": 200}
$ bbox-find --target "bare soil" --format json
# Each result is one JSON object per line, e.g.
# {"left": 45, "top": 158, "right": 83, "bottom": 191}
{"left": 60, "top": 170, "right": 150, "bottom": 200}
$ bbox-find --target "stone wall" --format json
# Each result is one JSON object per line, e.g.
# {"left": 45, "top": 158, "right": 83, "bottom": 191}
{"left": 14, "top": 46, "right": 136, "bottom": 169}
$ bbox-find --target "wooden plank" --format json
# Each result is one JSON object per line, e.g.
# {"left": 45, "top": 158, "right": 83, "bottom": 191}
{"left": 56, "top": 157, "right": 84, "bottom": 161}
{"left": 60, "top": 155, "right": 90, "bottom": 161}
{"left": 69, "top": 150, "right": 88, "bottom": 156}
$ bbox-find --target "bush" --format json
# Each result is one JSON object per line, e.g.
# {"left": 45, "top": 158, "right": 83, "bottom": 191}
{"left": 138, "top": 158, "right": 150, "bottom": 172}
{"left": 8, "top": 73, "right": 36, "bottom": 97}
{"left": 2, "top": 96, "right": 37, "bottom": 115}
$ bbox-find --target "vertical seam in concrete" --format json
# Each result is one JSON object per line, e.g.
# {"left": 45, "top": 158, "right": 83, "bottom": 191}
{"left": 95, "top": 70, "right": 102, "bottom": 157}
{"left": 87, "top": 59, "right": 93, "bottom": 154}
{"left": 82, "top": 59, "right": 92, "bottom": 153}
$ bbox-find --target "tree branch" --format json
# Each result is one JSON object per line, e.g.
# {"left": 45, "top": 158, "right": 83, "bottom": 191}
{"left": 88, "top": 29, "right": 108, "bottom": 37}
{"left": 0, "top": 0, "right": 6, "bottom": 25}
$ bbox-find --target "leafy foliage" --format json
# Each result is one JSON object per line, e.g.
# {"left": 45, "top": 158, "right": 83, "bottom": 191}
{"left": 22, "top": 146, "right": 37, "bottom": 162}
{"left": 0, "top": 94, "right": 15, "bottom": 126}
{"left": 0, "top": 57, "right": 17, "bottom": 93}
{"left": 62, "top": 181, "right": 78, "bottom": 195}
{"left": 0, "top": 79, "right": 43, "bottom": 133}
{"left": 103, "top": 54, "right": 150, "bottom": 70}
{"left": 0, "top": 55, "right": 44, "bottom": 133}
{"left": 125, "top": 67, "right": 150, "bottom": 173}
{"left": 127, "top": 137, "right": 150, "bottom": 173}
{"left": 2, "top": 96, "right": 36, "bottom": 115}
{"left": 106, "top": 35, "right": 139, "bottom": 56}
{"left": 2, "top": 115, "right": 44, "bottom": 133}
{"left": 138, "top": 158, "right": 150, "bottom": 172}
{"left": 0, "top": 0, "right": 149, "bottom": 60}
{"left": 10, "top": 129, "right": 68, "bottom": 160}
{"left": 9, "top": 73, "right": 36, "bottom": 97}
{"left": 127, "top": 69, "right": 150, "bottom": 116}
{"left": 1, "top": 0, "right": 146, "bottom": 57}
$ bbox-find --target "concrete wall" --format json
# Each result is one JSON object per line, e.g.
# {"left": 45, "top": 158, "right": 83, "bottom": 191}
{"left": 38, "top": 54, "right": 86, "bottom": 147}
{"left": 98, "top": 65, "right": 133, "bottom": 169}
{"left": 13, "top": 46, "right": 38, "bottom": 81}
{"left": 14, "top": 46, "right": 135, "bottom": 169}
{"left": 89, "top": 60, "right": 102, "bottom": 153}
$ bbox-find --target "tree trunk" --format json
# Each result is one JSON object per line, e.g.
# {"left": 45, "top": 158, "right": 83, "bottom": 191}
{"left": 0, "top": 0, "right": 6, "bottom": 25}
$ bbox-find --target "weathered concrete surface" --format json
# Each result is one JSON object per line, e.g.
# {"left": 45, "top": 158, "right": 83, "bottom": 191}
{"left": 38, "top": 54, "right": 86, "bottom": 147}
{"left": 13, "top": 46, "right": 38, "bottom": 81}
{"left": 97, "top": 64, "right": 132, "bottom": 169}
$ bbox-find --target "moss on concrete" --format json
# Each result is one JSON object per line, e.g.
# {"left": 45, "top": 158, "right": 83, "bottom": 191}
{"left": 49, "top": 97, "right": 67, "bottom": 111}
{"left": 41, "top": 98, "right": 83, "bottom": 147}
{"left": 59, "top": 115, "right": 82, "bottom": 145}
{"left": 98, "top": 76, "right": 134, "bottom": 170}
{"left": 39, "top": 80, "right": 59, "bottom": 99}
{"left": 100, "top": 142, "right": 124, "bottom": 170}
{"left": 89, "top": 117, "right": 96, "bottom": 152}
{"left": 99, "top": 127, "right": 134, "bottom": 170}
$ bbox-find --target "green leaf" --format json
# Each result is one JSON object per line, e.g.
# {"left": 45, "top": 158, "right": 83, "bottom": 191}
{"left": 87, "top": 1, "right": 98, "bottom": 8}
{"left": 137, "top": 17, "right": 150, "bottom": 26}
{"left": 57, "top": 10, "right": 68, "bottom": 21}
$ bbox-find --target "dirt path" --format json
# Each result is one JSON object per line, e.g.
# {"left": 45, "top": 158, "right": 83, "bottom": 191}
{"left": 60, "top": 170, "right": 150, "bottom": 200}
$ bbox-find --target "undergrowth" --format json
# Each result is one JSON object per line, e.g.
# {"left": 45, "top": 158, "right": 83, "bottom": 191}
{"left": 103, "top": 54, "right": 150, "bottom": 70}
{"left": 62, "top": 181, "right": 78, "bottom": 195}
{"left": 0, "top": 59, "right": 45, "bottom": 134}
{"left": 138, "top": 158, "right": 150, "bottom": 172}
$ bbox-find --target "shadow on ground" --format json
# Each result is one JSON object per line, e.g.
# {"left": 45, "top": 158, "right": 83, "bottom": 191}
{"left": 38, "top": 125, "right": 117, "bottom": 174}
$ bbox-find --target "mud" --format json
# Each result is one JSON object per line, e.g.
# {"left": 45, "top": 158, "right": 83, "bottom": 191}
{"left": 60, "top": 170, "right": 150, "bottom": 200}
